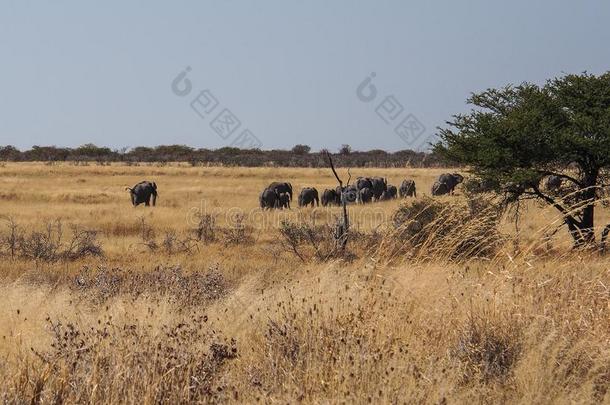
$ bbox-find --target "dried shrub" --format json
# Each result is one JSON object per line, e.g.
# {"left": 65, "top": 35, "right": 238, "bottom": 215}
{"left": 23, "top": 316, "right": 237, "bottom": 403}
{"left": 73, "top": 265, "right": 229, "bottom": 307}
{"left": 220, "top": 214, "right": 254, "bottom": 246}
{"left": 0, "top": 219, "right": 103, "bottom": 262}
{"left": 162, "top": 231, "right": 198, "bottom": 255}
{"left": 278, "top": 219, "right": 354, "bottom": 262}
{"left": 384, "top": 196, "right": 505, "bottom": 262}
{"left": 193, "top": 213, "right": 216, "bottom": 243}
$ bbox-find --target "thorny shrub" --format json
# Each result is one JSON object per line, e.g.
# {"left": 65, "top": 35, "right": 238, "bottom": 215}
{"left": 193, "top": 213, "right": 217, "bottom": 243}
{"left": 0, "top": 218, "right": 103, "bottom": 262}
{"left": 278, "top": 219, "right": 356, "bottom": 262}
{"left": 220, "top": 214, "right": 254, "bottom": 246}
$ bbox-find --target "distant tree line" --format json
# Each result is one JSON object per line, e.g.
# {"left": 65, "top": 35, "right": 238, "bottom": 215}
{"left": 0, "top": 143, "right": 446, "bottom": 168}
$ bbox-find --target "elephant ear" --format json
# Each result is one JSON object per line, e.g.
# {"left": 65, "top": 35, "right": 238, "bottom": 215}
{"left": 152, "top": 182, "right": 157, "bottom": 190}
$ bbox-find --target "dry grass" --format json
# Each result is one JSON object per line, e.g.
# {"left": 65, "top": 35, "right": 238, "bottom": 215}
{"left": 0, "top": 163, "right": 608, "bottom": 404}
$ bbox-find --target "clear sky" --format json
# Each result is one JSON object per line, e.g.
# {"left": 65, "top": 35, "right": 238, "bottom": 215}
{"left": 1, "top": 1, "right": 609, "bottom": 152}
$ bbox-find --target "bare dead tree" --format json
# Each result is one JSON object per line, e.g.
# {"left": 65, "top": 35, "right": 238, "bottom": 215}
{"left": 326, "top": 151, "right": 350, "bottom": 251}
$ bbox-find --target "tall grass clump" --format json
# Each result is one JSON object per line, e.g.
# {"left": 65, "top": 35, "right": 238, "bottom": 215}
{"left": 379, "top": 196, "right": 505, "bottom": 262}
{"left": 3, "top": 317, "right": 237, "bottom": 404}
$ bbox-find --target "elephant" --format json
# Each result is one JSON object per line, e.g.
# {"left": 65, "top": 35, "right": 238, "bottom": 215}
{"left": 267, "top": 182, "right": 293, "bottom": 201}
{"left": 126, "top": 181, "right": 158, "bottom": 207}
{"left": 340, "top": 185, "right": 359, "bottom": 204}
{"left": 437, "top": 173, "right": 464, "bottom": 194}
{"left": 298, "top": 187, "right": 319, "bottom": 207}
{"left": 546, "top": 175, "right": 563, "bottom": 191}
{"left": 278, "top": 192, "right": 291, "bottom": 209}
{"left": 260, "top": 188, "right": 280, "bottom": 210}
{"left": 359, "top": 187, "right": 373, "bottom": 204}
{"left": 370, "top": 177, "right": 388, "bottom": 200}
{"left": 399, "top": 179, "right": 417, "bottom": 198}
{"left": 431, "top": 181, "right": 450, "bottom": 196}
{"left": 380, "top": 185, "right": 397, "bottom": 200}
{"left": 356, "top": 177, "right": 373, "bottom": 191}
{"left": 465, "top": 178, "right": 497, "bottom": 194}
{"left": 321, "top": 188, "right": 341, "bottom": 206}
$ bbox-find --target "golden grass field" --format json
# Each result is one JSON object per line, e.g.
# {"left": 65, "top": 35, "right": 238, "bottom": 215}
{"left": 0, "top": 162, "right": 608, "bottom": 404}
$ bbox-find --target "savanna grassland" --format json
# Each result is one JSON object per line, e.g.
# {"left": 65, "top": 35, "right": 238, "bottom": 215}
{"left": 0, "top": 162, "right": 608, "bottom": 404}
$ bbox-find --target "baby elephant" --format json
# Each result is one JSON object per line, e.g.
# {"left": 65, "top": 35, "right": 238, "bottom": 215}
{"left": 278, "top": 192, "right": 291, "bottom": 209}
{"left": 126, "top": 181, "right": 158, "bottom": 207}
{"left": 321, "top": 188, "right": 341, "bottom": 206}
{"left": 399, "top": 179, "right": 416, "bottom": 198}
{"left": 380, "top": 185, "right": 397, "bottom": 200}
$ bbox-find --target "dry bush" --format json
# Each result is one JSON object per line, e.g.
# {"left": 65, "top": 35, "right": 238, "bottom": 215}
{"left": 162, "top": 231, "right": 199, "bottom": 255}
{"left": 0, "top": 219, "right": 103, "bottom": 262}
{"left": 134, "top": 217, "right": 198, "bottom": 255}
{"left": 72, "top": 265, "right": 229, "bottom": 307}
{"left": 7, "top": 317, "right": 237, "bottom": 404}
{"left": 220, "top": 214, "right": 254, "bottom": 246}
{"left": 278, "top": 219, "right": 358, "bottom": 262}
{"left": 382, "top": 196, "right": 505, "bottom": 262}
{"left": 193, "top": 213, "right": 217, "bottom": 243}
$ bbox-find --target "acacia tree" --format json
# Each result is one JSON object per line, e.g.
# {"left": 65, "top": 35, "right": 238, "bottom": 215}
{"left": 434, "top": 72, "right": 610, "bottom": 247}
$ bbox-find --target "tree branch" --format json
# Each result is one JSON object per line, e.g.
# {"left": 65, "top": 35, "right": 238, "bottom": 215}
{"left": 536, "top": 170, "right": 584, "bottom": 187}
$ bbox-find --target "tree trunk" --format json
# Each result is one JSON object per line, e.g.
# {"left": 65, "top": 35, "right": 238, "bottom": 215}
{"left": 568, "top": 170, "right": 598, "bottom": 247}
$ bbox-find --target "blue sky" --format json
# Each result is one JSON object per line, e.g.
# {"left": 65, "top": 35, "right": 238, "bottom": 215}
{"left": 1, "top": 1, "right": 609, "bottom": 151}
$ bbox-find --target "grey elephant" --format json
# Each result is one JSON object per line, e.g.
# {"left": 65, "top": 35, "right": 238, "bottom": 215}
{"left": 399, "top": 179, "right": 416, "bottom": 197}
{"left": 356, "top": 177, "right": 373, "bottom": 191}
{"left": 321, "top": 188, "right": 341, "bottom": 206}
{"left": 359, "top": 187, "right": 373, "bottom": 204}
{"left": 437, "top": 173, "right": 463, "bottom": 195}
{"left": 340, "top": 185, "right": 359, "bottom": 204}
{"left": 267, "top": 182, "right": 293, "bottom": 201}
{"left": 298, "top": 187, "right": 319, "bottom": 207}
{"left": 431, "top": 181, "right": 450, "bottom": 196}
{"left": 126, "top": 181, "right": 158, "bottom": 207}
{"left": 370, "top": 177, "right": 388, "bottom": 200}
{"left": 464, "top": 178, "right": 497, "bottom": 194}
{"left": 380, "top": 185, "right": 397, "bottom": 200}
{"left": 278, "top": 192, "right": 291, "bottom": 209}
{"left": 260, "top": 188, "right": 280, "bottom": 210}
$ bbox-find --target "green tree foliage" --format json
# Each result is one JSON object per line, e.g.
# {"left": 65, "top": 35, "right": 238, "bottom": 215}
{"left": 339, "top": 144, "right": 352, "bottom": 155}
{"left": 435, "top": 72, "right": 610, "bottom": 246}
{"left": 291, "top": 144, "right": 311, "bottom": 155}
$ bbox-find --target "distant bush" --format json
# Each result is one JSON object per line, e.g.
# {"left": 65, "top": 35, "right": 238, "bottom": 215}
{"left": 0, "top": 144, "right": 446, "bottom": 168}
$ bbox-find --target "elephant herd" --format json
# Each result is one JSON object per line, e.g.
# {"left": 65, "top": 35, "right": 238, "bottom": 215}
{"left": 126, "top": 172, "right": 464, "bottom": 208}
{"left": 260, "top": 175, "right": 422, "bottom": 210}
